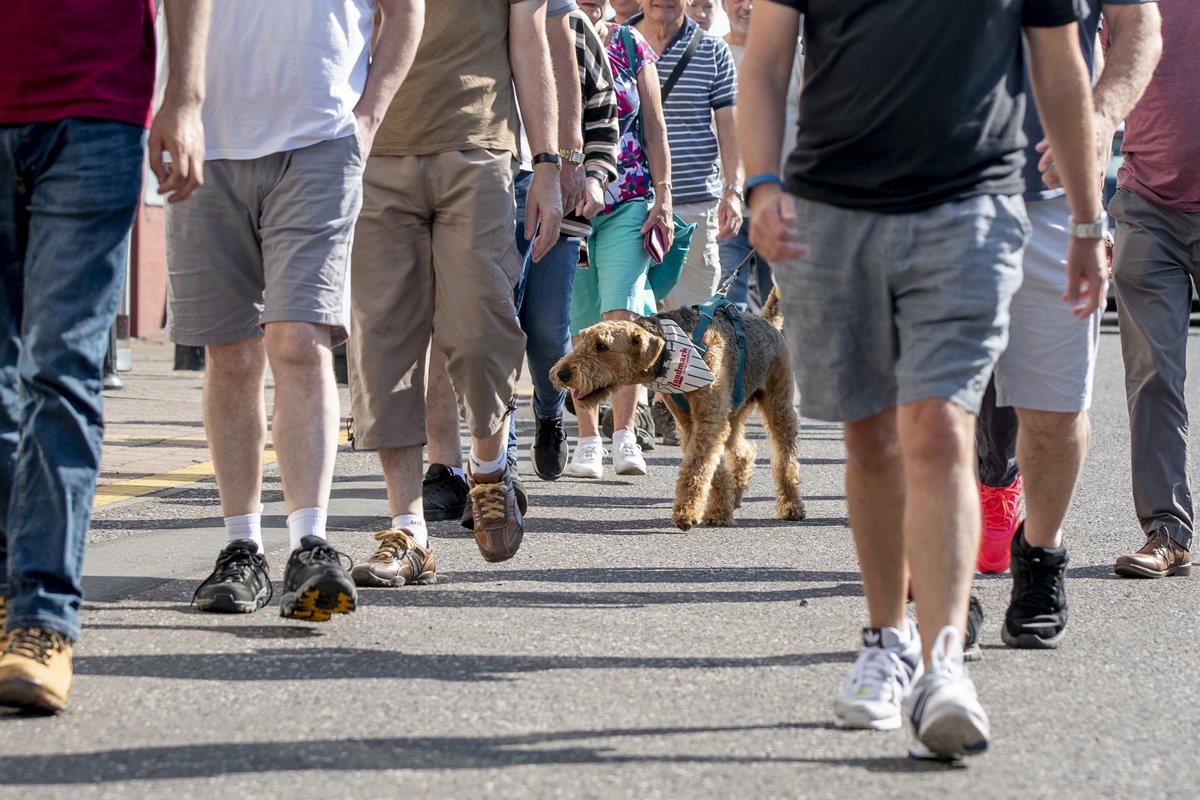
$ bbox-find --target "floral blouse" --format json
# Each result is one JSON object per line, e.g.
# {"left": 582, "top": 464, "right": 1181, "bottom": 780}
{"left": 602, "top": 25, "right": 658, "bottom": 216}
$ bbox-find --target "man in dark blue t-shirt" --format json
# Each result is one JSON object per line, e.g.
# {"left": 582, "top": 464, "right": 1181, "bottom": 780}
{"left": 738, "top": 0, "right": 1108, "bottom": 760}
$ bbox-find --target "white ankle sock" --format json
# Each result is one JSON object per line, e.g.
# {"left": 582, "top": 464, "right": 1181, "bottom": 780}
{"left": 447, "top": 466, "right": 466, "bottom": 481}
{"left": 468, "top": 449, "right": 507, "bottom": 477}
{"left": 612, "top": 428, "right": 636, "bottom": 448}
{"left": 577, "top": 434, "right": 603, "bottom": 448}
{"left": 286, "top": 507, "right": 327, "bottom": 551}
{"left": 392, "top": 515, "right": 429, "bottom": 548}
{"left": 225, "top": 512, "right": 263, "bottom": 553}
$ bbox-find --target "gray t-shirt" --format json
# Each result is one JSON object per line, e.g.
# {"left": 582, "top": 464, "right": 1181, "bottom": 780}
{"left": 768, "top": 0, "right": 1084, "bottom": 213}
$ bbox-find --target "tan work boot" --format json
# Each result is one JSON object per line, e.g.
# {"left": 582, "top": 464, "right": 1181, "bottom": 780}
{"left": 0, "top": 627, "right": 74, "bottom": 714}
{"left": 468, "top": 466, "right": 524, "bottom": 562}
{"left": 0, "top": 596, "right": 8, "bottom": 652}
{"left": 350, "top": 529, "right": 438, "bottom": 587}
{"left": 1114, "top": 530, "right": 1192, "bottom": 578}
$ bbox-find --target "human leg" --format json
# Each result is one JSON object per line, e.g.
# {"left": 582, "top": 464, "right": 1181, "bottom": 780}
{"left": 666, "top": 200, "right": 721, "bottom": 308}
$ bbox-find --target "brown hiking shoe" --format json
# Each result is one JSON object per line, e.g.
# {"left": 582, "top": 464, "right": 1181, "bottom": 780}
{"left": 0, "top": 627, "right": 74, "bottom": 714}
{"left": 350, "top": 529, "right": 438, "bottom": 587}
{"left": 468, "top": 467, "right": 524, "bottom": 562}
{"left": 1114, "top": 531, "right": 1191, "bottom": 578}
{"left": 0, "top": 596, "right": 8, "bottom": 652}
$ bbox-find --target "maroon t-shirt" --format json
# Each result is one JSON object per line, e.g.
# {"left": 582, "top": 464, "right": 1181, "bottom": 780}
{"left": 0, "top": 0, "right": 157, "bottom": 128}
{"left": 1117, "top": 0, "right": 1200, "bottom": 212}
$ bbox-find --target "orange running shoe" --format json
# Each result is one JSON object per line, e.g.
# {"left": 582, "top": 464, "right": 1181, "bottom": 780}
{"left": 977, "top": 476, "right": 1023, "bottom": 573}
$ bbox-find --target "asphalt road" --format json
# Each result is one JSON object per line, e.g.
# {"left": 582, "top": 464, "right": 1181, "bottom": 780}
{"left": 2, "top": 317, "right": 1198, "bottom": 799}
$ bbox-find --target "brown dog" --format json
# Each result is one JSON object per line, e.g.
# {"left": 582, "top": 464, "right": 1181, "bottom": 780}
{"left": 552, "top": 293, "right": 805, "bottom": 531}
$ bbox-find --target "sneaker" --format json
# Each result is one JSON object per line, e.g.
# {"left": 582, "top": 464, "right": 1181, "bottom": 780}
{"left": 0, "top": 627, "right": 73, "bottom": 714}
{"left": 461, "top": 458, "right": 528, "bottom": 530}
{"left": 467, "top": 466, "right": 524, "bottom": 562}
{"left": 651, "top": 399, "right": 679, "bottom": 446}
{"left": 614, "top": 439, "right": 647, "bottom": 476}
{"left": 422, "top": 464, "right": 469, "bottom": 522}
{"left": 192, "top": 539, "right": 272, "bottom": 613}
{"left": 350, "top": 529, "right": 438, "bottom": 587}
{"left": 963, "top": 595, "right": 984, "bottom": 662}
{"left": 531, "top": 414, "right": 569, "bottom": 481}
{"left": 833, "top": 621, "right": 922, "bottom": 730}
{"left": 565, "top": 440, "right": 606, "bottom": 479}
{"left": 978, "top": 476, "right": 1023, "bottom": 573}
{"left": 1002, "top": 524, "right": 1069, "bottom": 649}
{"left": 279, "top": 535, "right": 357, "bottom": 621}
{"left": 600, "top": 403, "right": 656, "bottom": 450}
{"left": 905, "top": 626, "right": 990, "bottom": 760}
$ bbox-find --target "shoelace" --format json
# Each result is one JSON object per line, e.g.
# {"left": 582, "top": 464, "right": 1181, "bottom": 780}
{"left": 576, "top": 443, "right": 603, "bottom": 463}
{"left": 191, "top": 545, "right": 273, "bottom": 606}
{"left": 371, "top": 529, "right": 416, "bottom": 561}
{"left": 473, "top": 482, "right": 509, "bottom": 524}
{"left": 299, "top": 541, "right": 354, "bottom": 570}
{"left": 617, "top": 442, "right": 642, "bottom": 459}
{"left": 928, "top": 627, "right": 966, "bottom": 681}
{"left": 847, "top": 647, "right": 909, "bottom": 699}
{"left": 1018, "top": 556, "right": 1063, "bottom": 613}
{"left": 6, "top": 628, "right": 69, "bottom": 665}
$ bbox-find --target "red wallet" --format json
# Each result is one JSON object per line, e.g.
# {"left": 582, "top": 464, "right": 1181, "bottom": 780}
{"left": 645, "top": 224, "right": 666, "bottom": 264}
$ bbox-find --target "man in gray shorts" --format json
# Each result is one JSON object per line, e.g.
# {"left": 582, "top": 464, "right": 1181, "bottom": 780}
{"left": 165, "top": 0, "right": 424, "bottom": 620}
{"left": 974, "top": 0, "right": 1162, "bottom": 652}
{"left": 739, "top": 0, "right": 1106, "bottom": 759}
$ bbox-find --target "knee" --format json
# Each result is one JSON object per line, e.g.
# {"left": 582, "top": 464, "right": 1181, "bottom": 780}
{"left": 264, "top": 323, "right": 330, "bottom": 373}
{"left": 844, "top": 412, "right": 903, "bottom": 471}
{"left": 205, "top": 339, "right": 264, "bottom": 383}
{"left": 1018, "top": 409, "right": 1088, "bottom": 447}
{"left": 899, "top": 400, "right": 973, "bottom": 469}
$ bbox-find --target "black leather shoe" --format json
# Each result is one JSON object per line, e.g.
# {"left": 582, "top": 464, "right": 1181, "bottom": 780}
{"left": 531, "top": 415, "right": 569, "bottom": 480}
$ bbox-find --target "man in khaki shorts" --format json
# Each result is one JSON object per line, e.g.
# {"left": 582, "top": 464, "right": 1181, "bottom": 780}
{"left": 347, "top": 0, "right": 562, "bottom": 586}
{"left": 166, "top": 0, "right": 424, "bottom": 620}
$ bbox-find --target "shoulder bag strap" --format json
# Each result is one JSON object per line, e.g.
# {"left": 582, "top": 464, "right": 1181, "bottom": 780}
{"left": 660, "top": 26, "right": 702, "bottom": 102}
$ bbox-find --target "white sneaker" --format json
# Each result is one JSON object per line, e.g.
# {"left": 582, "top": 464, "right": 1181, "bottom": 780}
{"left": 613, "top": 440, "right": 647, "bottom": 476}
{"left": 833, "top": 620, "right": 922, "bottom": 730}
{"left": 905, "top": 625, "right": 990, "bottom": 760}
{"left": 565, "top": 440, "right": 605, "bottom": 479}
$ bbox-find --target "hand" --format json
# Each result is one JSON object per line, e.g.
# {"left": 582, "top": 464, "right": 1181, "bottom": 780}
{"left": 1062, "top": 235, "right": 1108, "bottom": 319}
{"left": 560, "top": 162, "right": 586, "bottom": 213}
{"left": 747, "top": 186, "right": 807, "bottom": 264}
{"left": 527, "top": 165, "right": 564, "bottom": 261}
{"left": 717, "top": 193, "right": 743, "bottom": 240}
{"left": 1037, "top": 117, "right": 1114, "bottom": 191}
{"left": 579, "top": 176, "right": 605, "bottom": 217}
{"left": 148, "top": 99, "right": 204, "bottom": 203}
{"left": 352, "top": 112, "right": 379, "bottom": 160}
{"left": 641, "top": 198, "right": 674, "bottom": 250}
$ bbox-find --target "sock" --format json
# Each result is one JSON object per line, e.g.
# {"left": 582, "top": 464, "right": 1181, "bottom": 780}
{"left": 577, "top": 435, "right": 603, "bottom": 448}
{"left": 392, "top": 515, "right": 429, "bottom": 548}
{"left": 447, "top": 466, "right": 466, "bottom": 482}
{"left": 286, "top": 507, "right": 327, "bottom": 551}
{"left": 225, "top": 512, "right": 263, "bottom": 553}
{"left": 468, "top": 448, "right": 507, "bottom": 477}
{"left": 612, "top": 428, "right": 636, "bottom": 448}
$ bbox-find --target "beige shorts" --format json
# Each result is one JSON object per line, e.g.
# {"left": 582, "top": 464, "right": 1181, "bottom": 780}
{"left": 165, "top": 134, "right": 364, "bottom": 346}
{"left": 348, "top": 148, "right": 526, "bottom": 449}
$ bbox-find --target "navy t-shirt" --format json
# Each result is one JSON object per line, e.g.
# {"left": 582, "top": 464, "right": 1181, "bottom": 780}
{"left": 767, "top": 0, "right": 1085, "bottom": 212}
{"left": 1021, "top": 0, "right": 1154, "bottom": 200}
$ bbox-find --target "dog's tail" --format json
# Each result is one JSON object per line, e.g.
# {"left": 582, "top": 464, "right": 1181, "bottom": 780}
{"left": 760, "top": 286, "right": 784, "bottom": 330}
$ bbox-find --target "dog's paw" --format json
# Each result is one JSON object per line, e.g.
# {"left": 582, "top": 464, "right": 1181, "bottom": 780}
{"left": 672, "top": 509, "right": 699, "bottom": 531}
{"left": 702, "top": 512, "right": 734, "bottom": 527}
{"left": 778, "top": 499, "right": 807, "bottom": 521}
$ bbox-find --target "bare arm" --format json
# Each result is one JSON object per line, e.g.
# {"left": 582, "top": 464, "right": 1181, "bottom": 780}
{"left": 713, "top": 104, "right": 742, "bottom": 239}
{"left": 637, "top": 61, "right": 673, "bottom": 243}
{"left": 737, "top": 1, "right": 805, "bottom": 264}
{"left": 548, "top": 13, "right": 586, "bottom": 210}
{"left": 151, "top": 0, "right": 211, "bottom": 202}
{"left": 1026, "top": 23, "right": 1105, "bottom": 318}
{"left": 510, "top": 0, "right": 563, "bottom": 260}
{"left": 353, "top": 0, "right": 425, "bottom": 155}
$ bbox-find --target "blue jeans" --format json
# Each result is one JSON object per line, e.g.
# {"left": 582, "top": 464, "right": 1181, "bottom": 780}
{"left": 0, "top": 119, "right": 145, "bottom": 640}
{"left": 507, "top": 170, "right": 580, "bottom": 462}
{"left": 718, "top": 220, "right": 775, "bottom": 310}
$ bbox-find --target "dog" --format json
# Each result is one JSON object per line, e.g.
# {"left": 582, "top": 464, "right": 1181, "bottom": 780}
{"left": 551, "top": 292, "right": 805, "bottom": 531}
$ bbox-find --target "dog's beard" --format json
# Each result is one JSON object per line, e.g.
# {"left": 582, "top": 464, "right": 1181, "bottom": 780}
{"left": 571, "top": 382, "right": 614, "bottom": 407}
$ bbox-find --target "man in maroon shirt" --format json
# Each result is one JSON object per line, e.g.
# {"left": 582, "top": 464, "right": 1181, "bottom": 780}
{"left": 0, "top": 0, "right": 210, "bottom": 713}
{"left": 1109, "top": 0, "right": 1200, "bottom": 580}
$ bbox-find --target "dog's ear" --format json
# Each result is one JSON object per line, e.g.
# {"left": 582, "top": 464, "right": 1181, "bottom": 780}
{"left": 629, "top": 327, "right": 648, "bottom": 355}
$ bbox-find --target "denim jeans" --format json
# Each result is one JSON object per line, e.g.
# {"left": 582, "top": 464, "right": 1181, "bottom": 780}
{"left": 508, "top": 171, "right": 581, "bottom": 462}
{"left": 0, "top": 119, "right": 145, "bottom": 640}
{"left": 717, "top": 219, "right": 775, "bottom": 310}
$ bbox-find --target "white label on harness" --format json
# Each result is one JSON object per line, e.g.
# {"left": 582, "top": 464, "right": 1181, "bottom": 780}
{"left": 645, "top": 317, "right": 716, "bottom": 394}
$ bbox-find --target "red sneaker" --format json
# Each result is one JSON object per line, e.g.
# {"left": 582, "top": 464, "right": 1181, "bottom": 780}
{"left": 978, "top": 476, "right": 1023, "bottom": 573}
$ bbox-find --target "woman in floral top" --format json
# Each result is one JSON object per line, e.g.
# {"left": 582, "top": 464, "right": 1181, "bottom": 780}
{"left": 565, "top": 3, "right": 673, "bottom": 480}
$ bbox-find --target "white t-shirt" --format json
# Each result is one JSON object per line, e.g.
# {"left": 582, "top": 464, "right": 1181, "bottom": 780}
{"left": 202, "top": 1, "right": 374, "bottom": 160}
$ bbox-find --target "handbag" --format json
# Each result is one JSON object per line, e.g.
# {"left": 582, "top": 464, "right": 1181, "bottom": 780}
{"left": 618, "top": 24, "right": 697, "bottom": 303}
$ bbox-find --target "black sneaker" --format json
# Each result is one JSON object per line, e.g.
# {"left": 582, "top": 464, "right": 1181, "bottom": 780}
{"left": 192, "top": 540, "right": 272, "bottom": 613}
{"left": 422, "top": 464, "right": 469, "bottom": 522}
{"left": 600, "top": 402, "right": 656, "bottom": 450}
{"left": 531, "top": 415, "right": 568, "bottom": 481}
{"left": 279, "top": 536, "right": 357, "bottom": 622}
{"left": 1002, "top": 523, "right": 1069, "bottom": 649}
{"left": 963, "top": 594, "right": 984, "bottom": 662}
{"left": 462, "top": 459, "right": 528, "bottom": 529}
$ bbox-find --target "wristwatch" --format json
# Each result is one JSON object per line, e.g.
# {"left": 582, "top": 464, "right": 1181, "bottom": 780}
{"left": 532, "top": 151, "right": 562, "bottom": 170}
{"left": 1068, "top": 211, "right": 1108, "bottom": 239}
{"left": 585, "top": 168, "right": 609, "bottom": 187}
{"left": 724, "top": 182, "right": 744, "bottom": 202}
{"left": 558, "top": 148, "right": 584, "bottom": 167}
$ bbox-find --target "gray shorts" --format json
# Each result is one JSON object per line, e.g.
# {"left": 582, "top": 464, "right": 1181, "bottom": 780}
{"left": 774, "top": 193, "right": 1029, "bottom": 422}
{"left": 994, "top": 194, "right": 1102, "bottom": 413}
{"left": 165, "top": 134, "right": 365, "bottom": 347}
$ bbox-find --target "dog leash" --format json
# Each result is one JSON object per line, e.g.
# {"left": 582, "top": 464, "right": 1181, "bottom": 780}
{"left": 714, "top": 248, "right": 758, "bottom": 299}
